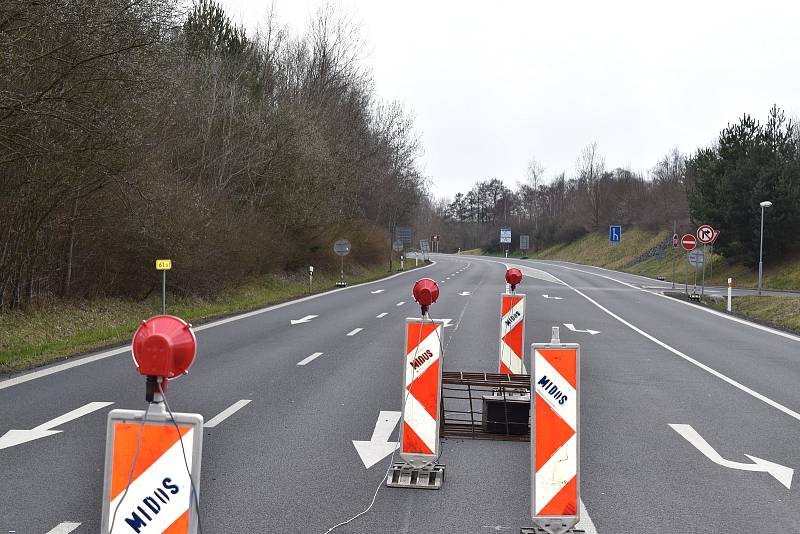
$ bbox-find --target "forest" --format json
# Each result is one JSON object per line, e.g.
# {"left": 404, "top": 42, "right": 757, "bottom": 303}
{"left": 0, "top": 0, "right": 425, "bottom": 309}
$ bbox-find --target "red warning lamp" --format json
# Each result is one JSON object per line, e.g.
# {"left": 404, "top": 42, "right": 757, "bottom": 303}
{"left": 132, "top": 315, "right": 197, "bottom": 391}
{"left": 412, "top": 278, "right": 440, "bottom": 315}
{"left": 505, "top": 268, "right": 522, "bottom": 292}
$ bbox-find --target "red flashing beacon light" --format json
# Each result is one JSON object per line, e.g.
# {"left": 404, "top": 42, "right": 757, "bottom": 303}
{"left": 132, "top": 315, "right": 197, "bottom": 400}
{"left": 505, "top": 268, "right": 523, "bottom": 292}
{"left": 412, "top": 278, "right": 440, "bottom": 316}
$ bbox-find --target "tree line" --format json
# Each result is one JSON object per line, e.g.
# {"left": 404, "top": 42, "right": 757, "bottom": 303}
{"left": 436, "top": 106, "right": 800, "bottom": 268}
{"left": 0, "top": 0, "right": 425, "bottom": 309}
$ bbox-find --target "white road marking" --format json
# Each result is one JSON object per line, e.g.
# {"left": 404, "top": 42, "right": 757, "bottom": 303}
{"left": 440, "top": 319, "right": 454, "bottom": 328}
{"left": 0, "top": 401, "right": 113, "bottom": 450}
{"left": 563, "top": 323, "right": 601, "bottom": 335}
{"left": 376, "top": 312, "right": 388, "bottom": 318}
{"left": 45, "top": 523, "right": 81, "bottom": 534}
{"left": 297, "top": 352, "right": 324, "bottom": 366}
{"left": 670, "top": 423, "right": 793, "bottom": 488}
{"left": 290, "top": 314, "right": 318, "bottom": 325}
{"left": 542, "top": 294, "right": 563, "bottom": 300}
{"left": 0, "top": 261, "right": 438, "bottom": 391}
{"left": 370, "top": 289, "right": 384, "bottom": 294}
{"left": 204, "top": 399, "right": 252, "bottom": 428}
{"left": 577, "top": 499, "right": 600, "bottom": 534}
{"left": 352, "top": 410, "right": 401, "bottom": 468}
{"left": 459, "top": 291, "right": 471, "bottom": 296}
{"left": 347, "top": 328, "right": 363, "bottom": 336}
{"left": 440, "top": 280, "right": 446, "bottom": 282}
{"left": 396, "top": 301, "right": 405, "bottom": 306}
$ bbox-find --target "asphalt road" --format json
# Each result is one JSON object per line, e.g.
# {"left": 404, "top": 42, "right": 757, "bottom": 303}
{"left": 1, "top": 254, "right": 799, "bottom": 533}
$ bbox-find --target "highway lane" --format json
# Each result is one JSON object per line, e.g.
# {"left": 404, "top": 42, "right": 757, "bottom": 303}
{"left": 2, "top": 253, "right": 799, "bottom": 533}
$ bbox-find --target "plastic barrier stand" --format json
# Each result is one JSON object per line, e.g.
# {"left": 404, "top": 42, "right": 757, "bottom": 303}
{"left": 400, "top": 318, "right": 444, "bottom": 468}
{"left": 530, "top": 343, "right": 580, "bottom": 534}
{"left": 101, "top": 409, "right": 203, "bottom": 534}
{"left": 499, "top": 293, "right": 526, "bottom": 374}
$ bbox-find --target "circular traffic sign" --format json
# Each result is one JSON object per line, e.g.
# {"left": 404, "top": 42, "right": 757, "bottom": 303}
{"left": 697, "top": 224, "right": 716, "bottom": 244}
{"left": 333, "top": 239, "right": 351, "bottom": 256}
{"left": 393, "top": 239, "right": 404, "bottom": 252}
{"left": 681, "top": 234, "right": 697, "bottom": 251}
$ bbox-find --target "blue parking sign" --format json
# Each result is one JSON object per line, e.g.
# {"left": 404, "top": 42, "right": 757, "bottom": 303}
{"left": 609, "top": 225, "right": 621, "bottom": 243}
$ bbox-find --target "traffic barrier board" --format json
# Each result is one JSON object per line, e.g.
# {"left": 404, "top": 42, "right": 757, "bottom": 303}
{"left": 530, "top": 339, "right": 580, "bottom": 533}
{"left": 101, "top": 409, "right": 203, "bottom": 533}
{"left": 681, "top": 234, "right": 697, "bottom": 251}
{"left": 499, "top": 293, "right": 526, "bottom": 375}
{"left": 400, "top": 318, "right": 444, "bottom": 468}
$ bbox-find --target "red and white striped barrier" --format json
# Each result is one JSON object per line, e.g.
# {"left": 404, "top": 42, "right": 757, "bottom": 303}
{"left": 499, "top": 293, "right": 526, "bottom": 374}
{"left": 400, "top": 318, "right": 444, "bottom": 468}
{"left": 531, "top": 329, "right": 580, "bottom": 533}
{"left": 102, "top": 409, "right": 204, "bottom": 533}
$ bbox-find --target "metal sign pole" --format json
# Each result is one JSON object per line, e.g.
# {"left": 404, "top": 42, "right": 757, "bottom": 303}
{"left": 671, "top": 222, "right": 676, "bottom": 289}
{"left": 684, "top": 251, "right": 688, "bottom": 295}
{"left": 700, "top": 244, "right": 707, "bottom": 297}
{"left": 162, "top": 270, "right": 166, "bottom": 315}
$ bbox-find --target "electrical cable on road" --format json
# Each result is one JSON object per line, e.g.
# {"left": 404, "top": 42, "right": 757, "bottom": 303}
{"left": 322, "top": 308, "right": 446, "bottom": 533}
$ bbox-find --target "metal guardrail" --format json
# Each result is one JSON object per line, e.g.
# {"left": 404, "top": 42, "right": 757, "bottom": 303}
{"left": 441, "top": 372, "right": 531, "bottom": 441}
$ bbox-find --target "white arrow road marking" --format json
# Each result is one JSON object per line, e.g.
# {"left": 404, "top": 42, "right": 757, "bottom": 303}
{"left": 297, "top": 352, "right": 324, "bottom": 366}
{"left": 45, "top": 523, "right": 81, "bottom": 534}
{"left": 204, "top": 400, "right": 251, "bottom": 428}
{"left": 542, "top": 294, "right": 563, "bottom": 300}
{"left": 370, "top": 289, "right": 384, "bottom": 294}
{"left": 0, "top": 401, "right": 113, "bottom": 450}
{"left": 376, "top": 312, "right": 388, "bottom": 318}
{"left": 290, "top": 314, "right": 318, "bottom": 325}
{"left": 670, "top": 424, "right": 793, "bottom": 488}
{"left": 347, "top": 328, "right": 363, "bottom": 336}
{"left": 352, "top": 410, "right": 401, "bottom": 468}
{"left": 563, "top": 323, "right": 600, "bottom": 335}
{"left": 441, "top": 318, "right": 454, "bottom": 328}
{"left": 396, "top": 301, "right": 405, "bottom": 306}
{"left": 459, "top": 291, "right": 471, "bottom": 296}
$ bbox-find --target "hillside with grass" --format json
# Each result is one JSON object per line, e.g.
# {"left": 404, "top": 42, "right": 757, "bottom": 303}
{"left": 528, "top": 228, "right": 800, "bottom": 290}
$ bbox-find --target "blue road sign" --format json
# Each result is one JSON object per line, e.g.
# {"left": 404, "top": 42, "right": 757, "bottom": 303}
{"left": 609, "top": 225, "right": 621, "bottom": 243}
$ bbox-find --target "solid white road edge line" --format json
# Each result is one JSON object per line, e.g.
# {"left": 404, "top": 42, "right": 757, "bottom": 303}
{"left": 45, "top": 523, "right": 81, "bottom": 534}
{"left": 347, "top": 328, "right": 363, "bottom": 336}
{"left": 297, "top": 352, "right": 324, "bottom": 366}
{"left": 578, "top": 499, "right": 599, "bottom": 533}
{"left": 0, "top": 261, "right": 437, "bottom": 391}
{"left": 204, "top": 399, "right": 251, "bottom": 428}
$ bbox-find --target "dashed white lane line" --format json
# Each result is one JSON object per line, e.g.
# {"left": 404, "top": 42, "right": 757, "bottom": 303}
{"left": 376, "top": 313, "right": 388, "bottom": 318}
{"left": 297, "top": 352, "right": 324, "bottom": 366}
{"left": 45, "top": 523, "right": 81, "bottom": 534}
{"left": 396, "top": 301, "right": 405, "bottom": 306}
{"left": 204, "top": 399, "right": 252, "bottom": 428}
{"left": 347, "top": 328, "right": 363, "bottom": 336}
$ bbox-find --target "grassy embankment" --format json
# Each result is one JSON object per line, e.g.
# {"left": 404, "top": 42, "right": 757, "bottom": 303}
{"left": 474, "top": 228, "right": 800, "bottom": 332}
{"left": 0, "top": 262, "right": 424, "bottom": 374}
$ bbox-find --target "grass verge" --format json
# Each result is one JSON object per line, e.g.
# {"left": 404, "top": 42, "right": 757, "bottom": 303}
{"left": 0, "top": 262, "right": 425, "bottom": 374}
{"left": 698, "top": 294, "right": 800, "bottom": 333}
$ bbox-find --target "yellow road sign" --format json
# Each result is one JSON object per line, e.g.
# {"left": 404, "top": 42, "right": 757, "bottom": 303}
{"left": 155, "top": 259, "right": 172, "bottom": 270}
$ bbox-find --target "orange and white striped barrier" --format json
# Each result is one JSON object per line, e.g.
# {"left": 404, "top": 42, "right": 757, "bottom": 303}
{"left": 101, "top": 409, "right": 204, "bottom": 533}
{"left": 499, "top": 292, "right": 526, "bottom": 374}
{"left": 531, "top": 328, "right": 580, "bottom": 533}
{"left": 400, "top": 317, "right": 444, "bottom": 468}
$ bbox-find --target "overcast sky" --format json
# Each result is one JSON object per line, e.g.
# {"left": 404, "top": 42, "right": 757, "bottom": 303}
{"left": 217, "top": 0, "right": 800, "bottom": 199}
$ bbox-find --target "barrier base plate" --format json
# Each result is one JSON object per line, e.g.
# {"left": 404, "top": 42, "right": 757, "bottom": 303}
{"left": 386, "top": 463, "right": 445, "bottom": 490}
{"left": 521, "top": 528, "right": 585, "bottom": 534}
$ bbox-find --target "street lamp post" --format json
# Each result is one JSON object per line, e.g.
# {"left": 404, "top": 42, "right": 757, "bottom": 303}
{"left": 758, "top": 200, "right": 772, "bottom": 295}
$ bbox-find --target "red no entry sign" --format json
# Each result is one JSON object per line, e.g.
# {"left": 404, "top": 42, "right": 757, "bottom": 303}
{"left": 681, "top": 234, "right": 697, "bottom": 251}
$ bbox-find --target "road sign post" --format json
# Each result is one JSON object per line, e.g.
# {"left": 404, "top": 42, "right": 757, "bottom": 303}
{"left": 334, "top": 239, "right": 351, "bottom": 287}
{"left": 530, "top": 327, "right": 580, "bottom": 534}
{"left": 727, "top": 278, "right": 733, "bottom": 313}
{"left": 500, "top": 227, "right": 512, "bottom": 256}
{"left": 309, "top": 265, "right": 314, "bottom": 293}
{"left": 671, "top": 222, "right": 678, "bottom": 289}
{"left": 155, "top": 259, "right": 171, "bottom": 314}
{"left": 520, "top": 235, "right": 530, "bottom": 258}
{"left": 609, "top": 225, "right": 621, "bottom": 243}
